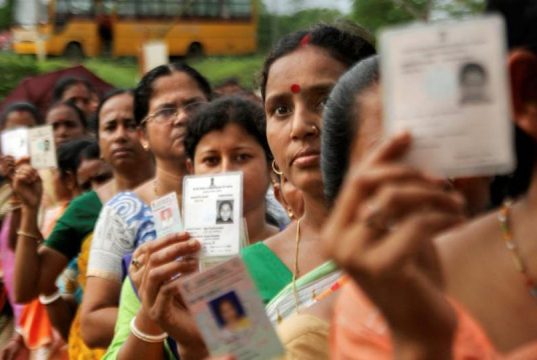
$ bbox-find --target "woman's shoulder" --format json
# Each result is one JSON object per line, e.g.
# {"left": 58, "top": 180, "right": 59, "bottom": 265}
{"left": 103, "top": 192, "right": 150, "bottom": 217}
{"left": 435, "top": 208, "right": 500, "bottom": 264}
{"left": 69, "top": 190, "right": 101, "bottom": 209}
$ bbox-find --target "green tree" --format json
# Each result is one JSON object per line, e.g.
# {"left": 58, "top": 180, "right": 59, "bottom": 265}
{"left": 0, "top": 0, "right": 13, "bottom": 30}
{"left": 351, "top": 0, "right": 431, "bottom": 33}
{"left": 351, "top": 0, "right": 486, "bottom": 33}
{"left": 435, "top": 0, "right": 486, "bottom": 18}
{"left": 258, "top": 7, "right": 343, "bottom": 50}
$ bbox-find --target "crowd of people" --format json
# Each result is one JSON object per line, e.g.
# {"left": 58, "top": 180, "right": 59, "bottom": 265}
{"left": 0, "top": 0, "right": 536, "bottom": 359}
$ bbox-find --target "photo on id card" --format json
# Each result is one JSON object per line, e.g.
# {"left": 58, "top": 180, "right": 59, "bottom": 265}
{"left": 380, "top": 15, "right": 514, "bottom": 178}
{"left": 151, "top": 192, "right": 183, "bottom": 238}
{"left": 179, "top": 257, "right": 284, "bottom": 359}
{"left": 182, "top": 172, "right": 243, "bottom": 260}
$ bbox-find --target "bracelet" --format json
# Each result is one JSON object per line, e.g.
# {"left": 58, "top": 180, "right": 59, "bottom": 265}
{"left": 38, "top": 290, "right": 61, "bottom": 305}
{"left": 130, "top": 317, "right": 168, "bottom": 343}
{"left": 17, "top": 230, "right": 41, "bottom": 242}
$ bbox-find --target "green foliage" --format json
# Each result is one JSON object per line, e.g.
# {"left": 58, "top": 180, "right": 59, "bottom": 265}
{"left": 0, "top": 0, "right": 13, "bottom": 31}
{"left": 436, "top": 0, "right": 486, "bottom": 18}
{"left": 190, "top": 55, "right": 264, "bottom": 89}
{"left": 351, "top": 0, "right": 430, "bottom": 33}
{"left": 258, "top": 8, "right": 344, "bottom": 50}
{"left": 0, "top": 53, "right": 39, "bottom": 99}
{"left": 350, "top": 0, "right": 486, "bottom": 33}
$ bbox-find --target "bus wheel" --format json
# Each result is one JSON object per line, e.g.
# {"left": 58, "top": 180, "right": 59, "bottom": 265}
{"left": 187, "top": 42, "right": 203, "bottom": 58}
{"left": 64, "top": 42, "right": 84, "bottom": 61}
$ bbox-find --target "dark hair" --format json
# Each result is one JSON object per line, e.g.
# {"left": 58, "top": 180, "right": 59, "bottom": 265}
{"left": 134, "top": 63, "right": 212, "bottom": 125}
{"left": 52, "top": 76, "right": 94, "bottom": 103}
{"left": 185, "top": 96, "right": 272, "bottom": 162}
{"left": 459, "top": 63, "right": 487, "bottom": 83}
{"left": 218, "top": 200, "right": 233, "bottom": 212}
{"left": 487, "top": 0, "right": 537, "bottom": 203}
{"left": 80, "top": 141, "right": 100, "bottom": 160}
{"left": 260, "top": 23, "right": 376, "bottom": 100}
{"left": 47, "top": 100, "right": 88, "bottom": 129}
{"left": 0, "top": 102, "right": 41, "bottom": 129}
{"left": 57, "top": 138, "right": 95, "bottom": 177}
{"left": 322, "top": 55, "right": 379, "bottom": 204}
{"left": 94, "top": 89, "right": 134, "bottom": 137}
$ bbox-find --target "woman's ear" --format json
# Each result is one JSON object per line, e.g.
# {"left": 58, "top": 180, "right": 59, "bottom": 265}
{"left": 137, "top": 127, "right": 150, "bottom": 151}
{"left": 186, "top": 158, "right": 194, "bottom": 174}
{"left": 509, "top": 49, "right": 537, "bottom": 139}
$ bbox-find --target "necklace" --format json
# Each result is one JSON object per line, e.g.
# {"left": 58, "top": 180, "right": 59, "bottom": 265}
{"left": 292, "top": 218, "right": 302, "bottom": 313}
{"left": 498, "top": 199, "right": 537, "bottom": 297}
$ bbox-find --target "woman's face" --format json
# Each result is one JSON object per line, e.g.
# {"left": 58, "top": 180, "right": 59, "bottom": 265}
{"left": 62, "top": 83, "right": 93, "bottom": 118}
{"left": 219, "top": 300, "right": 240, "bottom": 325}
{"left": 144, "top": 72, "right": 208, "bottom": 162}
{"left": 265, "top": 46, "right": 347, "bottom": 196}
{"left": 98, "top": 93, "right": 146, "bottom": 171}
{"left": 220, "top": 203, "right": 233, "bottom": 221}
{"left": 3, "top": 110, "right": 37, "bottom": 130}
{"left": 191, "top": 123, "right": 271, "bottom": 214}
{"left": 46, "top": 104, "right": 85, "bottom": 146}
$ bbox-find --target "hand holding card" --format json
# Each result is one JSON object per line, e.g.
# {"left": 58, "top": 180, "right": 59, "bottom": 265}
{"left": 136, "top": 233, "right": 208, "bottom": 357}
{"left": 12, "top": 162, "right": 43, "bottom": 209}
{"left": 179, "top": 257, "right": 284, "bottom": 360}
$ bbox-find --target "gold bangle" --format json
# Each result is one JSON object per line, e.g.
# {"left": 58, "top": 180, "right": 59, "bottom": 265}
{"left": 17, "top": 230, "right": 41, "bottom": 242}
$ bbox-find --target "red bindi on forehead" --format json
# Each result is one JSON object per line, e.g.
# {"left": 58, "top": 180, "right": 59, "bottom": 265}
{"left": 290, "top": 84, "right": 301, "bottom": 94}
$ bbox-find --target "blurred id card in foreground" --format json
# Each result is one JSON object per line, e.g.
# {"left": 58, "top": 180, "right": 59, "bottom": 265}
{"left": 28, "top": 125, "right": 57, "bottom": 169}
{"left": 151, "top": 192, "right": 182, "bottom": 238}
{"left": 179, "top": 257, "right": 284, "bottom": 360}
{"left": 381, "top": 16, "right": 514, "bottom": 177}
{"left": 1, "top": 125, "right": 57, "bottom": 169}
{"left": 1, "top": 128, "right": 29, "bottom": 159}
{"left": 183, "top": 172, "right": 243, "bottom": 264}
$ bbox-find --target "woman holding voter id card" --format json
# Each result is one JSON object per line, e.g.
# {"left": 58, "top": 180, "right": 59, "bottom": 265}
{"left": 7, "top": 89, "right": 153, "bottom": 359}
{"left": 81, "top": 63, "right": 212, "bottom": 349}
{"left": 324, "top": 2, "right": 537, "bottom": 358}
{"left": 105, "top": 24, "right": 376, "bottom": 360}
{"left": 105, "top": 96, "right": 285, "bottom": 358}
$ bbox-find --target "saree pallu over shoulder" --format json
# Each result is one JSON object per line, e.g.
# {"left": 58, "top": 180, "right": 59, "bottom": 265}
{"left": 266, "top": 261, "right": 341, "bottom": 324}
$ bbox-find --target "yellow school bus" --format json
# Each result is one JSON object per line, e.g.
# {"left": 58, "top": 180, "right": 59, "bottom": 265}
{"left": 12, "top": 0, "right": 257, "bottom": 58}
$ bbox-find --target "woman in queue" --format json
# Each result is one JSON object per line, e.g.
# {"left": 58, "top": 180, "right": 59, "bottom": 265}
{"left": 115, "top": 24, "right": 376, "bottom": 360}
{"left": 11, "top": 90, "right": 153, "bottom": 359}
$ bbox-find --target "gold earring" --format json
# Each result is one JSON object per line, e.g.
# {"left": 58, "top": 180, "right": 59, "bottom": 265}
{"left": 287, "top": 208, "right": 295, "bottom": 220}
{"left": 272, "top": 160, "right": 283, "bottom": 176}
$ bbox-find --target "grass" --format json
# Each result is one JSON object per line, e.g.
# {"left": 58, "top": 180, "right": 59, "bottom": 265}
{"left": 32, "top": 54, "right": 265, "bottom": 90}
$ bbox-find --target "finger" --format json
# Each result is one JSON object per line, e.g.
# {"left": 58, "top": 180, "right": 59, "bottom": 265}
{"left": 364, "top": 212, "right": 464, "bottom": 279}
{"left": 146, "top": 232, "right": 192, "bottom": 254}
{"left": 360, "top": 184, "right": 465, "bottom": 226}
{"left": 148, "top": 239, "right": 201, "bottom": 267}
{"left": 143, "top": 258, "right": 198, "bottom": 307}
{"left": 147, "top": 278, "right": 183, "bottom": 323}
{"left": 129, "top": 251, "right": 148, "bottom": 277}
{"left": 15, "top": 157, "right": 30, "bottom": 166}
{"left": 133, "top": 241, "right": 151, "bottom": 258}
{"left": 323, "top": 164, "right": 440, "bottom": 248}
{"left": 359, "top": 131, "right": 412, "bottom": 166}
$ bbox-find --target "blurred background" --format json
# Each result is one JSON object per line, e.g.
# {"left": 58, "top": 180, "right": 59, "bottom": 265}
{"left": 0, "top": 0, "right": 485, "bottom": 100}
